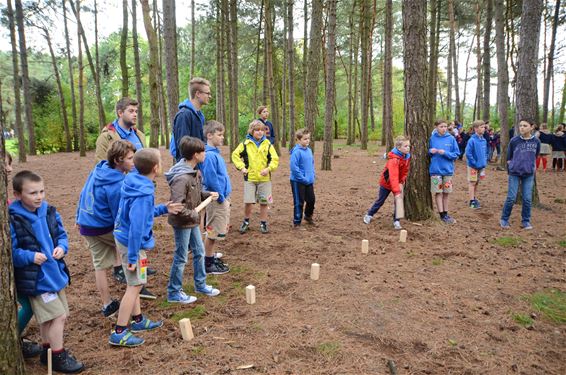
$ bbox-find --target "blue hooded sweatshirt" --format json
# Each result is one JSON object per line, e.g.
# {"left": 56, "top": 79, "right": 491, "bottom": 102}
{"left": 290, "top": 144, "right": 316, "bottom": 185}
{"left": 258, "top": 118, "right": 275, "bottom": 145}
{"left": 507, "top": 135, "right": 541, "bottom": 176}
{"left": 201, "top": 145, "right": 232, "bottom": 203}
{"left": 76, "top": 160, "right": 126, "bottom": 234}
{"left": 428, "top": 129, "right": 460, "bottom": 176}
{"left": 465, "top": 133, "right": 488, "bottom": 169}
{"left": 10, "top": 201, "right": 69, "bottom": 294}
{"left": 113, "top": 172, "right": 167, "bottom": 264}
{"left": 172, "top": 99, "right": 206, "bottom": 160}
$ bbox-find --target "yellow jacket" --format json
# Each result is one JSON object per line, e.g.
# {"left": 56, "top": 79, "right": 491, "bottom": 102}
{"left": 231, "top": 137, "right": 279, "bottom": 182}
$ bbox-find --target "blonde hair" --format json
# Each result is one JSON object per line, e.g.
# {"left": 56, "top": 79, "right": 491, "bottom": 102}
{"left": 189, "top": 77, "right": 211, "bottom": 99}
{"left": 394, "top": 136, "right": 409, "bottom": 148}
{"left": 247, "top": 120, "right": 265, "bottom": 135}
{"left": 472, "top": 120, "right": 485, "bottom": 129}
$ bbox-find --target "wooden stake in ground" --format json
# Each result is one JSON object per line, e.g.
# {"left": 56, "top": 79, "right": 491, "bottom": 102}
{"left": 246, "top": 285, "right": 256, "bottom": 304}
{"left": 194, "top": 196, "right": 213, "bottom": 213}
{"left": 310, "top": 263, "right": 320, "bottom": 280}
{"left": 362, "top": 239, "right": 369, "bottom": 254}
{"left": 47, "top": 348, "right": 52, "bottom": 375}
{"left": 179, "top": 318, "right": 194, "bottom": 341}
{"left": 399, "top": 230, "right": 408, "bottom": 243}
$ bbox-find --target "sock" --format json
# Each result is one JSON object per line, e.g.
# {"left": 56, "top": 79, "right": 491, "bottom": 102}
{"left": 132, "top": 314, "right": 143, "bottom": 323}
{"left": 205, "top": 256, "right": 215, "bottom": 266}
{"left": 243, "top": 217, "right": 250, "bottom": 223}
{"left": 115, "top": 324, "right": 127, "bottom": 334}
{"left": 51, "top": 348, "right": 64, "bottom": 355}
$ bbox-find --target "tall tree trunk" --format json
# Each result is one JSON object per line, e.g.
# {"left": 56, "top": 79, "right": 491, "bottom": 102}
{"left": 228, "top": 0, "right": 239, "bottom": 152}
{"left": 163, "top": 0, "right": 178, "bottom": 135}
{"left": 62, "top": 0, "right": 78, "bottom": 151}
{"left": 191, "top": 0, "right": 196, "bottom": 77}
{"left": 448, "top": 0, "right": 461, "bottom": 122}
{"left": 303, "top": 0, "right": 309, "bottom": 106}
{"left": 304, "top": 0, "right": 323, "bottom": 151}
{"left": 253, "top": 0, "right": 264, "bottom": 113}
{"left": 44, "top": 29, "right": 71, "bottom": 152}
{"left": 287, "top": 0, "right": 296, "bottom": 149}
{"left": 155, "top": 0, "right": 168, "bottom": 147}
{"left": 462, "top": 34, "right": 476, "bottom": 123}
{"left": 474, "top": 1, "right": 483, "bottom": 121}
{"left": 403, "top": 0, "right": 432, "bottom": 220}
{"left": 222, "top": 0, "right": 231, "bottom": 144}
{"left": 382, "top": 0, "right": 394, "bottom": 151}
{"left": 428, "top": 0, "right": 438, "bottom": 125}
{"left": 6, "top": 0, "right": 26, "bottom": 162}
{"left": 132, "top": 0, "right": 144, "bottom": 132}
{"left": 140, "top": 0, "right": 160, "bottom": 147}
{"left": 495, "top": 0, "right": 509, "bottom": 169}
{"left": 542, "top": 0, "right": 560, "bottom": 123}
{"left": 15, "top": 0, "right": 36, "bottom": 155}
{"left": 346, "top": 0, "right": 357, "bottom": 145}
{"left": 359, "top": 0, "right": 373, "bottom": 150}
{"left": 482, "top": 0, "right": 493, "bottom": 121}
{"left": 559, "top": 73, "right": 566, "bottom": 124}
{"left": 281, "top": 0, "right": 288, "bottom": 148}
{"left": 77, "top": 0, "right": 86, "bottom": 157}
{"left": 264, "top": 0, "right": 280, "bottom": 153}
{"left": 215, "top": 0, "right": 226, "bottom": 130}
{"left": 120, "top": 0, "right": 129, "bottom": 97}
{"left": 322, "top": 0, "right": 337, "bottom": 171}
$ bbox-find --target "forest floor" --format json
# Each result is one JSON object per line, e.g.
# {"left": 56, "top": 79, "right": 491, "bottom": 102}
{"left": 12, "top": 141, "right": 566, "bottom": 375}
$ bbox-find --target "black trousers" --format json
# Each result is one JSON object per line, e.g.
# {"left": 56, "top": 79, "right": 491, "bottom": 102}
{"left": 290, "top": 181, "right": 315, "bottom": 224}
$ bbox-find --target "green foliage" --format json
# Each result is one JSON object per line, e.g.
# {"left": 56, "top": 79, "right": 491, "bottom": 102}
{"left": 316, "top": 342, "right": 341, "bottom": 358}
{"left": 492, "top": 236, "right": 522, "bottom": 247}
{"left": 511, "top": 312, "right": 534, "bottom": 328}
{"left": 526, "top": 290, "right": 566, "bottom": 324}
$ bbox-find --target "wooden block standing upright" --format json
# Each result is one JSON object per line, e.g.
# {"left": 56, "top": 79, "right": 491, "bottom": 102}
{"left": 179, "top": 318, "right": 194, "bottom": 341}
{"left": 310, "top": 263, "right": 320, "bottom": 280}
{"left": 47, "top": 348, "right": 52, "bottom": 375}
{"left": 246, "top": 285, "right": 256, "bottom": 304}
{"left": 361, "top": 239, "right": 369, "bottom": 254}
{"left": 399, "top": 230, "right": 408, "bottom": 243}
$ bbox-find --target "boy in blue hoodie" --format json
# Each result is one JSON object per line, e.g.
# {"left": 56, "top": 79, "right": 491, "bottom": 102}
{"left": 76, "top": 140, "right": 135, "bottom": 317}
{"left": 465, "top": 120, "right": 488, "bottom": 209}
{"left": 109, "top": 149, "right": 183, "bottom": 347}
{"left": 429, "top": 120, "right": 460, "bottom": 224}
{"left": 10, "top": 171, "right": 84, "bottom": 373}
{"left": 201, "top": 121, "right": 232, "bottom": 274}
{"left": 290, "top": 128, "right": 316, "bottom": 227}
{"left": 500, "top": 120, "right": 541, "bottom": 230}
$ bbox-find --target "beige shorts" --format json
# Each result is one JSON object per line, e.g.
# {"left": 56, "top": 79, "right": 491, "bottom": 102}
{"left": 243, "top": 181, "right": 273, "bottom": 204}
{"left": 467, "top": 167, "right": 485, "bottom": 183}
{"left": 29, "top": 289, "right": 69, "bottom": 324}
{"left": 430, "top": 175, "right": 453, "bottom": 193}
{"left": 205, "top": 199, "right": 230, "bottom": 240}
{"left": 84, "top": 232, "right": 116, "bottom": 270}
{"left": 116, "top": 241, "right": 148, "bottom": 286}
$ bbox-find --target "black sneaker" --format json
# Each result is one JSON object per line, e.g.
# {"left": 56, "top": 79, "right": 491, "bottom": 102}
{"left": 206, "top": 258, "right": 230, "bottom": 275}
{"left": 101, "top": 300, "right": 120, "bottom": 318}
{"left": 21, "top": 339, "right": 42, "bottom": 358}
{"left": 147, "top": 267, "right": 157, "bottom": 276}
{"left": 239, "top": 220, "right": 250, "bottom": 234}
{"left": 51, "top": 349, "right": 84, "bottom": 373}
{"left": 139, "top": 286, "right": 157, "bottom": 300}
{"left": 112, "top": 268, "right": 126, "bottom": 284}
{"left": 304, "top": 216, "right": 316, "bottom": 226}
{"left": 260, "top": 222, "right": 269, "bottom": 234}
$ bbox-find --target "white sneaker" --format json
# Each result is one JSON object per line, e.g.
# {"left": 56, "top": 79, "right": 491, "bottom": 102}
{"left": 196, "top": 285, "right": 220, "bottom": 297}
{"left": 363, "top": 215, "right": 373, "bottom": 225}
{"left": 393, "top": 221, "right": 402, "bottom": 230}
{"left": 168, "top": 291, "right": 197, "bottom": 304}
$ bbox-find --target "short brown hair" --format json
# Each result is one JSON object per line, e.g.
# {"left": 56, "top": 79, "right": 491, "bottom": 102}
{"left": 434, "top": 119, "right": 447, "bottom": 127}
{"left": 394, "top": 136, "right": 410, "bottom": 148}
{"left": 204, "top": 120, "right": 225, "bottom": 137}
{"left": 179, "top": 136, "right": 205, "bottom": 161}
{"left": 257, "top": 105, "right": 268, "bottom": 115}
{"left": 472, "top": 120, "right": 485, "bottom": 129}
{"left": 247, "top": 120, "right": 265, "bottom": 135}
{"left": 13, "top": 170, "right": 42, "bottom": 193}
{"left": 107, "top": 140, "right": 136, "bottom": 168}
{"left": 133, "top": 148, "right": 161, "bottom": 175}
{"left": 189, "top": 77, "right": 211, "bottom": 99}
{"left": 115, "top": 97, "right": 138, "bottom": 116}
{"left": 295, "top": 128, "right": 310, "bottom": 140}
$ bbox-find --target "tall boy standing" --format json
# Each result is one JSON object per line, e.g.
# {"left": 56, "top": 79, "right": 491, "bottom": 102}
{"left": 465, "top": 120, "right": 488, "bottom": 209}
{"left": 290, "top": 128, "right": 316, "bottom": 227}
{"left": 10, "top": 171, "right": 84, "bottom": 373}
{"left": 110, "top": 149, "right": 182, "bottom": 347}
{"left": 201, "top": 121, "right": 232, "bottom": 274}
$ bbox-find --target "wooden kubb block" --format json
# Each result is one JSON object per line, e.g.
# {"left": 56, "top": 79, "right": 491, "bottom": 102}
{"left": 246, "top": 285, "right": 256, "bottom": 304}
{"left": 179, "top": 318, "right": 194, "bottom": 341}
{"left": 362, "top": 239, "right": 369, "bottom": 254}
{"left": 310, "top": 263, "right": 320, "bottom": 280}
{"left": 399, "top": 229, "right": 408, "bottom": 243}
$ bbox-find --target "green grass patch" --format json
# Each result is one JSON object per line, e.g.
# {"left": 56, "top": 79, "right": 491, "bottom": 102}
{"left": 432, "top": 257, "right": 444, "bottom": 266}
{"left": 527, "top": 289, "right": 566, "bottom": 324}
{"left": 553, "top": 198, "right": 565, "bottom": 204}
{"left": 447, "top": 338, "right": 458, "bottom": 347}
{"left": 230, "top": 265, "right": 251, "bottom": 274}
{"left": 492, "top": 236, "right": 522, "bottom": 247}
{"left": 171, "top": 305, "right": 207, "bottom": 322}
{"left": 191, "top": 345, "right": 205, "bottom": 355}
{"left": 317, "top": 342, "right": 341, "bottom": 358}
{"left": 558, "top": 240, "right": 566, "bottom": 248}
{"left": 511, "top": 312, "right": 534, "bottom": 327}
{"left": 158, "top": 299, "right": 173, "bottom": 309}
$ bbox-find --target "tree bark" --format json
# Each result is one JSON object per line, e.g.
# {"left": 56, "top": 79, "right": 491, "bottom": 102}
{"left": 403, "top": 0, "right": 432, "bottom": 221}
{"left": 120, "top": 0, "right": 129, "bottom": 97}
{"left": 215, "top": 0, "right": 227, "bottom": 130}
{"left": 559, "top": 73, "right": 566, "bottom": 124}
{"left": 191, "top": 0, "right": 196, "bottom": 77}
{"left": 359, "top": 0, "right": 373, "bottom": 150}
{"left": 228, "top": 0, "right": 239, "bottom": 152}
{"left": 155, "top": 0, "right": 168, "bottom": 147}
{"left": 77, "top": 0, "right": 86, "bottom": 157}
{"left": 474, "top": 1, "right": 483, "bottom": 121}
{"left": 382, "top": 0, "right": 394, "bottom": 151}
{"left": 346, "top": 0, "right": 357, "bottom": 145}
{"left": 132, "top": 0, "right": 144, "bottom": 132}
{"left": 281, "top": 0, "right": 288, "bottom": 148}
{"left": 287, "top": 0, "right": 296, "bottom": 149}
{"left": 140, "top": 0, "right": 160, "bottom": 147}
{"left": 482, "top": 0, "right": 493, "bottom": 121}
{"left": 495, "top": 0, "right": 509, "bottom": 169}
{"left": 448, "top": 0, "right": 461, "bottom": 122}
{"left": 163, "top": 0, "right": 178, "bottom": 136}
{"left": 304, "top": 0, "right": 323, "bottom": 150}
{"left": 253, "top": 0, "right": 264, "bottom": 113}
{"left": 542, "top": 0, "right": 560, "bottom": 124}
{"left": 264, "top": 0, "right": 280, "bottom": 153}
{"left": 62, "top": 0, "right": 78, "bottom": 151}
{"left": 428, "top": 0, "right": 439, "bottom": 125}
{"left": 322, "top": 0, "right": 337, "bottom": 171}
{"left": 303, "top": 0, "right": 308, "bottom": 110}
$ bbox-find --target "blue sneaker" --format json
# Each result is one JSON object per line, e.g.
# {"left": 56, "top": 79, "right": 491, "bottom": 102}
{"left": 521, "top": 222, "right": 533, "bottom": 230}
{"left": 167, "top": 291, "right": 197, "bottom": 304}
{"left": 130, "top": 316, "right": 163, "bottom": 332}
{"left": 500, "top": 219, "right": 510, "bottom": 229}
{"left": 109, "top": 328, "right": 145, "bottom": 347}
{"left": 196, "top": 285, "right": 220, "bottom": 297}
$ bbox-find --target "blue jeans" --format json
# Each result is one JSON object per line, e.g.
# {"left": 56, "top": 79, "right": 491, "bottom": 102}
{"left": 367, "top": 186, "right": 399, "bottom": 221}
{"left": 167, "top": 226, "right": 207, "bottom": 296}
{"left": 501, "top": 174, "right": 534, "bottom": 225}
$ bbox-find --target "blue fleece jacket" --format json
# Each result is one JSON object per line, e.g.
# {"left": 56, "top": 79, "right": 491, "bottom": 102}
{"left": 290, "top": 144, "right": 316, "bottom": 185}
{"left": 259, "top": 118, "right": 275, "bottom": 144}
{"left": 76, "top": 161, "right": 125, "bottom": 232}
{"left": 465, "top": 134, "right": 488, "bottom": 169}
{"left": 507, "top": 135, "right": 541, "bottom": 176}
{"left": 10, "top": 201, "right": 69, "bottom": 294}
{"left": 172, "top": 99, "right": 206, "bottom": 160}
{"left": 113, "top": 172, "right": 167, "bottom": 264}
{"left": 201, "top": 145, "right": 232, "bottom": 203}
{"left": 428, "top": 129, "right": 460, "bottom": 176}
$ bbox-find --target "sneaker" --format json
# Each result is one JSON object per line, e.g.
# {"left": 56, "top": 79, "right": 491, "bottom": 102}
{"left": 112, "top": 268, "right": 126, "bottom": 284}
{"left": 102, "top": 299, "right": 120, "bottom": 318}
{"left": 441, "top": 215, "right": 456, "bottom": 224}
{"left": 130, "top": 316, "right": 163, "bottom": 332}
{"left": 206, "top": 257, "right": 230, "bottom": 275}
{"left": 239, "top": 220, "right": 250, "bottom": 234}
{"left": 521, "top": 222, "right": 533, "bottom": 230}
{"left": 139, "top": 286, "right": 157, "bottom": 300}
{"left": 393, "top": 221, "right": 402, "bottom": 230}
{"left": 260, "top": 222, "right": 269, "bottom": 234}
{"left": 167, "top": 291, "right": 197, "bottom": 304}
{"left": 21, "top": 339, "right": 42, "bottom": 358}
{"left": 195, "top": 284, "right": 220, "bottom": 297}
{"left": 51, "top": 349, "right": 85, "bottom": 373}
{"left": 363, "top": 214, "right": 373, "bottom": 225}
{"left": 109, "top": 328, "right": 145, "bottom": 347}
{"left": 147, "top": 267, "right": 157, "bottom": 276}
{"left": 469, "top": 200, "right": 480, "bottom": 209}
{"left": 304, "top": 216, "right": 316, "bottom": 225}
{"left": 500, "top": 219, "right": 510, "bottom": 229}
